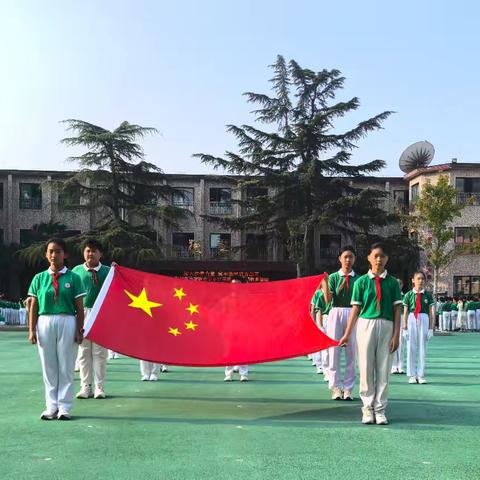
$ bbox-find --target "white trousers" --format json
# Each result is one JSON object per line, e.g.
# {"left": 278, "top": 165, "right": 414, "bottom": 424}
{"left": 406, "top": 313, "right": 429, "bottom": 378}
{"left": 392, "top": 325, "right": 403, "bottom": 370}
{"left": 312, "top": 314, "right": 328, "bottom": 369}
{"left": 37, "top": 314, "right": 78, "bottom": 414}
{"left": 450, "top": 311, "right": 458, "bottom": 331}
{"left": 140, "top": 361, "right": 159, "bottom": 376}
{"left": 476, "top": 310, "right": 480, "bottom": 331}
{"left": 458, "top": 311, "right": 466, "bottom": 330}
{"left": 78, "top": 308, "right": 108, "bottom": 389}
{"left": 225, "top": 365, "right": 249, "bottom": 376}
{"left": 441, "top": 312, "right": 451, "bottom": 331}
{"left": 356, "top": 317, "right": 393, "bottom": 414}
{"left": 467, "top": 311, "right": 476, "bottom": 330}
{"left": 327, "top": 307, "right": 356, "bottom": 390}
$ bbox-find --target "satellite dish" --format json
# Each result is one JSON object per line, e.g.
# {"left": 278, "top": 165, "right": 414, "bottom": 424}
{"left": 399, "top": 141, "right": 435, "bottom": 173}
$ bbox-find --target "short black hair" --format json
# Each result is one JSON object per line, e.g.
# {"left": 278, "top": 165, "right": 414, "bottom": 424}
{"left": 44, "top": 237, "right": 67, "bottom": 253}
{"left": 412, "top": 271, "right": 426, "bottom": 280}
{"left": 82, "top": 239, "right": 104, "bottom": 253}
{"left": 339, "top": 245, "right": 356, "bottom": 256}
{"left": 369, "top": 242, "right": 389, "bottom": 256}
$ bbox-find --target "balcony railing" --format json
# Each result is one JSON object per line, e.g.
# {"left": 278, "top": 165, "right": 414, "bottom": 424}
{"left": 173, "top": 202, "right": 194, "bottom": 212}
{"left": 171, "top": 245, "right": 193, "bottom": 258}
{"left": 456, "top": 192, "right": 480, "bottom": 205}
{"left": 19, "top": 197, "right": 42, "bottom": 209}
{"left": 245, "top": 246, "right": 269, "bottom": 260}
{"left": 209, "top": 202, "right": 233, "bottom": 215}
{"left": 319, "top": 247, "right": 341, "bottom": 258}
{"left": 210, "top": 247, "right": 232, "bottom": 259}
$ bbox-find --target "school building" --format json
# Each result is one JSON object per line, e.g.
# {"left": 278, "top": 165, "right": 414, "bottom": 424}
{"left": 0, "top": 160, "right": 479, "bottom": 296}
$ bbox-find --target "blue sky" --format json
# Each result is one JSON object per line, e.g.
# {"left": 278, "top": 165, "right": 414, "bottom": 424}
{"left": 0, "top": 0, "right": 478, "bottom": 176}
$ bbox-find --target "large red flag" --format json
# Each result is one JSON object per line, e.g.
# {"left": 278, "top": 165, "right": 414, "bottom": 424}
{"left": 84, "top": 266, "right": 337, "bottom": 366}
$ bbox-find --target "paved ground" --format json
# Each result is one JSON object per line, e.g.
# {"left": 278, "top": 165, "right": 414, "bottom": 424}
{"left": 1, "top": 332, "right": 479, "bottom": 480}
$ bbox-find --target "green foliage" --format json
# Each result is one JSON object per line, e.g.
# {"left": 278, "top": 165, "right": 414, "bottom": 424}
{"left": 405, "top": 175, "right": 464, "bottom": 292}
{"left": 194, "top": 56, "right": 395, "bottom": 274}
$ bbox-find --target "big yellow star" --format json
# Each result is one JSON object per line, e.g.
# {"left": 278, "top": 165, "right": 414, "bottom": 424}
{"left": 124, "top": 288, "right": 162, "bottom": 317}
{"left": 186, "top": 303, "right": 199, "bottom": 315}
{"left": 185, "top": 320, "right": 198, "bottom": 331}
{"left": 168, "top": 327, "right": 181, "bottom": 337}
{"left": 173, "top": 288, "right": 186, "bottom": 301}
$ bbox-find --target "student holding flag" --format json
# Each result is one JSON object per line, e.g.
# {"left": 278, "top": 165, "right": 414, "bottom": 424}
{"left": 339, "top": 243, "right": 402, "bottom": 425}
{"left": 321, "top": 246, "right": 358, "bottom": 401}
{"left": 310, "top": 288, "right": 330, "bottom": 376}
{"left": 402, "top": 271, "right": 435, "bottom": 384}
{"left": 72, "top": 240, "right": 111, "bottom": 399}
{"left": 28, "top": 238, "right": 86, "bottom": 420}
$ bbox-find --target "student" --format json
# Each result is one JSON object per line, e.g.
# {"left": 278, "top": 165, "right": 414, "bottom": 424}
{"left": 457, "top": 297, "right": 466, "bottom": 332}
{"left": 466, "top": 297, "right": 476, "bottom": 331}
{"left": 450, "top": 298, "right": 458, "bottom": 331}
{"left": 321, "top": 246, "right": 359, "bottom": 401}
{"left": 28, "top": 238, "right": 86, "bottom": 420}
{"left": 224, "top": 277, "right": 249, "bottom": 382}
{"left": 310, "top": 288, "right": 331, "bottom": 376}
{"left": 391, "top": 278, "right": 405, "bottom": 374}
{"left": 475, "top": 298, "right": 480, "bottom": 332}
{"left": 442, "top": 298, "right": 451, "bottom": 332}
{"left": 339, "top": 243, "right": 402, "bottom": 425}
{"left": 403, "top": 272, "right": 435, "bottom": 384}
{"left": 72, "top": 240, "right": 111, "bottom": 400}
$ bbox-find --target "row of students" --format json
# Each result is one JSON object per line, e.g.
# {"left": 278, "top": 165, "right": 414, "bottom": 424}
{"left": 438, "top": 297, "right": 480, "bottom": 331}
{"left": 312, "top": 243, "right": 436, "bottom": 425}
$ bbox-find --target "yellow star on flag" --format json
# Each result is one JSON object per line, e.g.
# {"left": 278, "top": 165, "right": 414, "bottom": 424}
{"left": 186, "top": 303, "right": 199, "bottom": 315}
{"left": 185, "top": 320, "right": 198, "bottom": 331}
{"left": 124, "top": 288, "right": 162, "bottom": 317}
{"left": 168, "top": 327, "right": 181, "bottom": 336}
{"left": 173, "top": 288, "right": 186, "bottom": 301}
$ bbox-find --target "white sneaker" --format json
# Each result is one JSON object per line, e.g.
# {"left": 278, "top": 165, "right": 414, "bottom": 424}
{"left": 331, "top": 387, "right": 343, "bottom": 400}
{"left": 233, "top": 366, "right": 239, "bottom": 372}
{"left": 161, "top": 365, "right": 168, "bottom": 373}
{"left": 57, "top": 411, "right": 71, "bottom": 421}
{"left": 94, "top": 387, "right": 106, "bottom": 399}
{"left": 418, "top": 377, "right": 428, "bottom": 384}
{"left": 40, "top": 410, "right": 58, "bottom": 421}
{"left": 240, "top": 375, "right": 248, "bottom": 382}
{"left": 398, "top": 369, "right": 405, "bottom": 374}
{"left": 362, "top": 410, "right": 375, "bottom": 424}
{"left": 149, "top": 374, "right": 158, "bottom": 381}
{"left": 311, "top": 361, "right": 316, "bottom": 366}
{"left": 141, "top": 375, "right": 150, "bottom": 381}
{"left": 224, "top": 375, "right": 233, "bottom": 382}
{"left": 408, "top": 376, "right": 418, "bottom": 384}
{"left": 375, "top": 412, "right": 389, "bottom": 425}
{"left": 316, "top": 366, "right": 323, "bottom": 374}
{"left": 74, "top": 362, "right": 80, "bottom": 372}
{"left": 343, "top": 389, "right": 353, "bottom": 401}
{"left": 76, "top": 387, "right": 93, "bottom": 399}
{"left": 391, "top": 367, "right": 398, "bottom": 374}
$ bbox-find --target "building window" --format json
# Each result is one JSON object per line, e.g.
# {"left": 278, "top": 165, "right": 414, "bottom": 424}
{"left": 209, "top": 188, "right": 232, "bottom": 215}
{"left": 246, "top": 233, "right": 268, "bottom": 260}
{"left": 410, "top": 183, "right": 419, "bottom": 203}
{"left": 210, "top": 233, "right": 231, "bottom": 258}
{"left": 319, "top": 235, "right": 341, "bottom": 258}
{"left": 245, "top": 187, "right": 268, "bottom": 214}
{"left": 58, "top": 184, "right": 81, "bottom": 209}
{"left": 454, "top": 276, "right": 480, "bottom": 296}
{"left": 172, "top": 188, "right": 194, "bottom": 211}
{"left": 456, "top": 177, "right": 480, "bottom": 205}
{"left": 455, "top": 227, "right": 476, "bottom": 244}
{"left": 19, "top": 183, "right": 42, "bottom": 209}
{"left": 172, "top": 232, "right": 194, "bottom": 258}
{"left": 393, "top": 190, "right": 408, "bottom": 209}
{"left": 0, "top": 183, "right": 3, "bottom": 209}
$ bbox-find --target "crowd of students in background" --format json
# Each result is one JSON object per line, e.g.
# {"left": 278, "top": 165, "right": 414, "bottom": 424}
{"left": 437, "top": 296, "right": 480, "bottom": 332}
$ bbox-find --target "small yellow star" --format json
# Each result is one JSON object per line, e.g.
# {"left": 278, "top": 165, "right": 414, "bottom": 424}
{"left": 168, "top": 327, "right": 181, "bottom": 337}
{"left": 185, "top": 320, "right": 198, "bottom": 331}
{"left": 186, "top": 303, "right": 199, "bottom": 315}
{"left": 124, "top": 288, "right": 162, "bottom": 317}
{"left": 173, "top": 288, "right": 186, "bottom": 301}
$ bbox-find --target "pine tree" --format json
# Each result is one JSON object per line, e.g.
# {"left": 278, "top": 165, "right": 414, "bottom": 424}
{"left": 195, "top": 56, "right": 395, "bottom": 275}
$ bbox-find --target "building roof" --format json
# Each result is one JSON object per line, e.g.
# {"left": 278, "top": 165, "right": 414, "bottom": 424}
{"left": 404, "top": 162, "right": 480, "bottom": 181}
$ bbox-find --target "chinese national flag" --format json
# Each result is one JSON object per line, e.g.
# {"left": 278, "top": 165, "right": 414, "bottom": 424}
{"left": 84, "top": 266, "right": 337, "bottom": 366}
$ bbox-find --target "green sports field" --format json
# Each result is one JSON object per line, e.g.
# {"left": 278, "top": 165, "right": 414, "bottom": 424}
{"left": 1, "top": 332, "right": 479, "bottom": 480}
